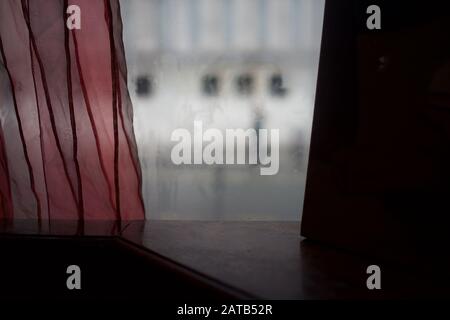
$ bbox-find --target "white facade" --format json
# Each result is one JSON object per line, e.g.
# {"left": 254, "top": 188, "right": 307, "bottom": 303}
{"left": 122, "top": 0, "right": 322, "bottom": 53}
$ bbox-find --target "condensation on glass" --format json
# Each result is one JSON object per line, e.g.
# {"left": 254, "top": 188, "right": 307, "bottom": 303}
{"left": 121, "top": 0, "right": 325, "bottom": 220}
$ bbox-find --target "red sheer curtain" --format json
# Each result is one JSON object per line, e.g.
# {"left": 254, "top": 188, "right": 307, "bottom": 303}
{"left": 0, "top": 0, "right": 145, "bottom": 221}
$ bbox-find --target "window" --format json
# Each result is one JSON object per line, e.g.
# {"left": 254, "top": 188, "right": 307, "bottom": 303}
{"left": 236, "top": 74, "right": 254, "bottom": 95}
{"left": 122, "top": 0, "right": 326, "bottom": 220}
{"left": 135, "top": 75, "right": 152, "bottom": 97}
{"left": 269, "top": 74, "right": 287, "bottom": 97}
{"left": 202, "top": 74, "right": 220, "bottom": 96}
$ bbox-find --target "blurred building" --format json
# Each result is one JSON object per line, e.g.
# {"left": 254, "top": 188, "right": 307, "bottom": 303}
{"left": 120, "top": 0, "right": 325, "bottom": 220}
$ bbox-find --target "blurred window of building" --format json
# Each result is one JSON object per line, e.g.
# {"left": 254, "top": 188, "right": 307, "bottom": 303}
{"left": 269, "top": 74, "right": 287, "bottom": 97}
{"left": 136, "top": 75, "right": 152, "bottom": 97}
{"left": 202, "top": 74, "right": 220, "bottom": 96}
{"left": 236, "top": 74, "right": 255, "bottom": 96}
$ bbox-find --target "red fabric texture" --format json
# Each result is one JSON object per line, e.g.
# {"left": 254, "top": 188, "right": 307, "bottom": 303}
{"left": 0, "top": 0, "right": 145, "bottom": 220}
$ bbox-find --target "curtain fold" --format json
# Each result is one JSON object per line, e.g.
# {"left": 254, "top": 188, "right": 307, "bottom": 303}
{"left": 0, "top": 0, "right": 145, "bottom": 220}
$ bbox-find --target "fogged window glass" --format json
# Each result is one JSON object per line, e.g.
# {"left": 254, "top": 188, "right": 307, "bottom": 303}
{"left": 121, "top": 0, "right": 325, "bottom": 220}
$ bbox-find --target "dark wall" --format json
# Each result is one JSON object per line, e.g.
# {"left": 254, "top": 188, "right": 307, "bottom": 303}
{"left": 302, "top": 0, "right": 450, "bottom": 266}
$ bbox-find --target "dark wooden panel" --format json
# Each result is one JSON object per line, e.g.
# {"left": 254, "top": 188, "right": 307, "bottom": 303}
{"left": 302, "top": 0, "right": 450, "bottom": 264}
